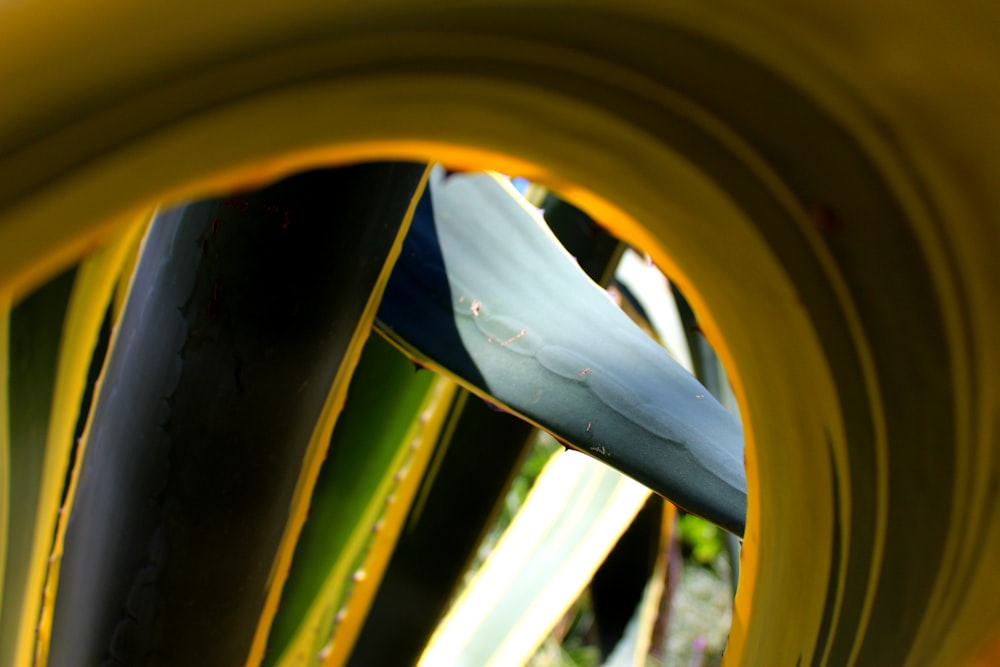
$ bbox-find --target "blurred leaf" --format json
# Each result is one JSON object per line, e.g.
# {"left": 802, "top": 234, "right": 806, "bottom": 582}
{"left": 347, "top": 389, "right": 537, "bottom": 667}
{"left": 419, "top": 451, "right": 650, "bottom": 667}
{"left": 613, "top": 250, "right": 692, "bottom": 371}
{"left": 592, "top": 498, "right": 674, "bottom": 667}
{"left": 678, "top": 515, "right": 723, "bottom": 567}
{"left": 601, "top": 504, "right": 678, "bottom": 667}
{"left": 538, "top": 192, "right": 624, "bottom": 286}
{"left": 0, "top": 295, "right": 7, "bottom": 637}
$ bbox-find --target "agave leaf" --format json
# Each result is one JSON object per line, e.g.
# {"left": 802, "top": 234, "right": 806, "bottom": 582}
{"left": 537, "top": 192, "right": 625, "bottom": 287}
{"left": 613, "top": 248, "right": 693, "bottom": 372}
{"left": 1, "top": 4, "right": 998, "bottom": 665}
{"left": 41, "top": 163, "right": 428, "bottom": 667}
{"left": 0, "top": 216, "right": 143, "bottom": 667}
{"left": 0, "top": 268, "right": 74, "bottom": 667}
{"left": 600, "top": 499, "right": 677, "bottom": 667}
{"left": 420, "top": 242, "right": 696, "bottom": 667}
{"left": 262, "top": 333, "right": 451, "bottom": 666}
{"left": 347, "top": 389, "right": 537, "bottom": 667}
{"left": 377, "top": 166, "right": 745, "bottom": 536}
{"left": 419, "top": 450, "right": 650, "bottom": 667}
{"left": 349, "top": 189, "right": 619, "bottom": 667}
{"left": 315, "top": 376, "right": 458, "bottom": 667}
{"left": 0, "top": 295, "right": 7, "bottom": 630}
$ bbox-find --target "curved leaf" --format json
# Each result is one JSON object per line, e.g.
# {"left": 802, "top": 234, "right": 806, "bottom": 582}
{"left": 42, "top": 163, "right": 427, "bottom": 667}
{"left": 377, "top": 167, "right": 746, "bottom": 536}
{"left": 263, "top": 334, "right": 452, "bottom": 666}
{"left": 418, "top": 450, "right": 649, "bottom": 667}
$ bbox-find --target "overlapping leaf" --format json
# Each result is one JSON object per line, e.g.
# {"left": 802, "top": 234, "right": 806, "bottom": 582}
{"left": 41, "top": 164, "right": 428, "bottom": 667}
{"left": 264, "top": 334, "right": 456, "bottom": 667}
{"left": 377, "top": 167, "right": 746, "bottom": 536}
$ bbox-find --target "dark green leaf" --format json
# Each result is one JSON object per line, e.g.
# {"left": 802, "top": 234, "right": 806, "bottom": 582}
{"left": 48, "top": 163, "right": 427, "bottom": 667}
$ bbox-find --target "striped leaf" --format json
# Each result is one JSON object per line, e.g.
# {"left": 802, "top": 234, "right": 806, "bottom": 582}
{"left": 40, "top": 164, "right": 428, "bottom": 667}
{"left": 0, "top": 220, "right": 144, "bottom": 667}
{"left": 263, "top": 334, "right": 455, "bottom": 666}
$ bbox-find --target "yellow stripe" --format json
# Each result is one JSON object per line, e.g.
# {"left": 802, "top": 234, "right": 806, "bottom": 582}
{"left": 0, "top": 294, "right": 10, "bottom": 633}
{"left": 318, "top": 377, "right": 458, "bottom": 667}
{"left": 269, "top": 374, "right": 458, "bottom": 667}
{"left": 244, "top": 164, "right": 432, "bottom": 667}
{"left": 30, "top": 213, "right": 148, "bottom": 667}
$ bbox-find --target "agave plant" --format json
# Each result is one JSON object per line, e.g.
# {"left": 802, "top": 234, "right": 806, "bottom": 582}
{"left": 2, "top": 2, "right": 1000, "bottom": 667}
{"left": 6, "top": 159, "right": 742, "bottom": 666}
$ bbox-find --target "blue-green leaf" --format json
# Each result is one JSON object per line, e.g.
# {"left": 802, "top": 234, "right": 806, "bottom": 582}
{"left": 377, "top": 167, "right": 746, "bottom": 536}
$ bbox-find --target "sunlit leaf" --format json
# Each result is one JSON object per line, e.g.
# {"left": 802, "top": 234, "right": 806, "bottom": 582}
{"left": 377, "top": 166, "right": 745, "bottom": 536}
{"left": 419, "top": 451, "right": 650, "bottom": 667}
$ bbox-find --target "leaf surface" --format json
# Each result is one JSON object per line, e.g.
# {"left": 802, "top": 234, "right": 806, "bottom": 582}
{"left": 377, "top": 167, "right": 746, "bottom": 536}
{"left": 43, "top": 163, "right": 428, "bottom": 667}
